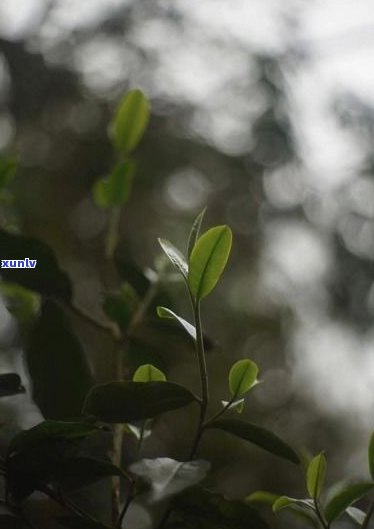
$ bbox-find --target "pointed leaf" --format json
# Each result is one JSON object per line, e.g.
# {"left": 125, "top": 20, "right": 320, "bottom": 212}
{"left": 93, "top": 159, "right": 136, "bottom": 209}
{"left": 130, "top": 457, "right": 210, "bottom": 502}
{"left": 325, "top": 482, "right": 374, "bottom": 524}
{"left": 84, "top": 381, "right": 196, "bottom": 423}
{"left": 229, "top": 359, "right": 259, "bottom": 398}
{"left": 26, "top": 300, "right": 92, "bottom": 419}
{"left": 188, "top": 225, "right": 232, "bottom": 301}
{"left": 306, "top": 453, "right": 327, "bottom": 499}
{"left": 133, "top": 364, "right": 166, "bottom": 382}
{"left": 187, "top": 208, "right": 206, "bottom": 258}
{"left": 273, "top": 496, "right": 314, "bottom": 512}
{"left": 0, "top": 373, "right": 24, "bottom": 397}
{"left": 209, "top": 419, "right": 300, "bottom": 465}
{"left": 158, "top": 239, "right": 188, "bottom": 278}
{"left": 246, "top": 491, "right": 279, "bottom": 505}
{"left": 0, "top": 230, "right": 72, "bottom": 300}
{"left": 157, "top": 306, "right": 196, "bottom": 340}
{"left": 113, "top": 89, "right": 150, "bottom": 154}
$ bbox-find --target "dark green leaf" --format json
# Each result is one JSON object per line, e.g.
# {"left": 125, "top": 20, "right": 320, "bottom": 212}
{"left": 113, "top": 89, "right": 150, "bottom": 154}
{"left": 229, "top": 359, "right": 259, "bottom": 398}
{"left": 188, "top": 225, "right": 232, "bottom": 302}
{"left": 0, "top": 158, "right": 17, "bottom": 189}
{"left": 26, "top": 300, "right": 92, "bottom": 419}
{"left": 324, "top": 482, "right": 374, "bottom": 524}
{"left": 306, "top": 453, "right": 326, "bottom": 499}
{"left": 51, "top": 456, "right": 123, "bottom": 489}
{"left": 0, "top": 515, "right": 24, "bottom": 529}
{"left": 0, "top": 230, "right": 72, "bottom": 300}
{"left": 133, "top": 364, "right": 166, "bottom": 382}
{"left": 208, "top": 419, "right": 300, "bottom": 465}
{"left": 187, "top": 208, "right": 206, "bottom": 259}
{"left": 173, "top": 487, "right": 270, "bottom": 529}
{"left": 57, "top": 516, "right": 108, "bottom": 529}
{"left": 158, "top": 239, "right": 188, "bottom": 278}
{"left": 346, "top": 506, "right": 366, "bottom": 525}
{"left": 130, "top": 457, "right": 210, "bottom": 502}
{"left": 0, "top": 373, "right": 24, "bottom": 397}
{"left": 157, "top": 306, "right": 196, "bottom": 340}
{"left": 272, "top": 496, "right": 314, "bottom": 512}
{"left": 93, "top": 160, "right": 135, "bottom": 208}
{"left": 84, "top": 381, "right": 196, "bottom": 423}
{"left": 368, "top": 430, "right": 374, "bottom": 479}
{"left": 102, "top": 282, "right": 140, "bottom": 330}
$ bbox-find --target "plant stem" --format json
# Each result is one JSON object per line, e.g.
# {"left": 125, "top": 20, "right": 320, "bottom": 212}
{"left": 362, "top": 501, "right": 374, "bottom": 529}
{"left": 314, "top": 499, "right": 329, "bottom": 529}
{"left": 189, "top": 301, "right": 209, "bottom": 459}
{"left": 117, "top": 480, "right": 136, "bottom": 529}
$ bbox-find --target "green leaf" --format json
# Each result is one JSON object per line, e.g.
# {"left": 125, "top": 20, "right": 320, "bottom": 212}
{"left": 229, "top": 359, "right": 259, "bottom": 398}
{"left": 208, "top": 419, "right": 300, "bottom": 465}
{"left": 93, "top": 160, "right": 136, "bottom": 209}
{"left": 84, "top": 381, "right": 196, "bottom": 423}
{"left": 158, "top": 239, "right": 188, "bottom": 278}
{"left": 306, "top": 453, "right": 326, "bottom": 499}
{"left": 187, "top": 208, "right": 206, "bottom": 259}
{"left": 26, "top": 300, "right": 92, "bottom": 419}
{"left": 113, "top": 89, "right": 150, "bottom": 154}
{"left": 324, "top": 482, "right": 374, "bottom": 524}
{"left": 368, "top": 430, "right": 374, "bottom": 479}
{"left": 246, "top": 491, "right": 279, "bottom": 505}
{"left": 0, "top": 230, "right": 72, "bottom": 300}
{"left": 133, "top": 364, "right": 166, "bottom": 382}
{"left": 102, "top": 282, "right": 140, "bottom": 330}
{"left": 0, "top": 373, "right": 24, "bottom": 398}
{"left": 49, "top": 456, "right": 123, "bottom": 490}
{"left": 0, "top": 282, "right": 40, "bottom": 322}
{"left": 156, "top": 306, "right": 196, "bottom": 340}
{"left": 346, "top": 506, "right": 366, "bottom": 526}
{"left": 130, "top": 457, "right": 210, "bottom": 502}
{"left": 188, "top": 225, "right": 232, "bottom": 302}
{"left": 222, "top": 399, "right": 245, "bottom": 413}
{"left": 0, "top": 157, "right": 17, "bottom": 189}
{"left": 173, "top": 487, "right": 270, "bottom": 529}
{"left": 272, "top": 496, "right": 314, "bottom": 513}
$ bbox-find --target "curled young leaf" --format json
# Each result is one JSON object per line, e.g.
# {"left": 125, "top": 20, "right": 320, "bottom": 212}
{"left": 187, "top": 207, "right": 206, "bottom": 259}
{"left": 188, "top": 225, "right": 232, "bottom": 302}
{"left": 156, "top": 306, "right": 196, "bottom": 340}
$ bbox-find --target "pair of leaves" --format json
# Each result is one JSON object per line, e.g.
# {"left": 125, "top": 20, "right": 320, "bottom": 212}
{"left": 93, "top": 160, "right": 135, "bottom": 209}
{"left": 208, "top": 418, "right": 300, "bottom": 465}
{"left": 0, "top": 373, "right": 24, "bottom": 397}
{"left": 130, "top": 457, "right": 210, "bottom": 502}
{"left": 173, "top": 487, "right": 270, "bottom": 529}
{"left": 159, "top": 212, "right": 232, "bottom": 303}
{"left": 0, "top": 230, "right": 72, "bottom": 301}
{"left": 84, "top": 381, "right": 196, "bottom": 423}
{"left": 26, "top": 299, "right": 92, "bottom": 419}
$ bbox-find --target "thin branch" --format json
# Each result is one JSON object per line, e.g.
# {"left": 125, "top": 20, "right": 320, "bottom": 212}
{"left": 362, "top": 501, "right": 374, "bottom": 529}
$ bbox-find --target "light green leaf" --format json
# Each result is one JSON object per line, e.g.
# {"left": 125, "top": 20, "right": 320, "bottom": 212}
{"left": 273, "top": 496, "right": 314, "bottom": 513}
{"left": 158, "top": 239, "right": 188, "bottom": 278}
{"left": 188, "top": 225, "right": 232, "bottom": 302}
{"left": 156, "top": 306, "right": 196, "bottom": 340}
{"left": 133, "top": 364, "right": 166, "bottom": 382}
{"left": 93, "top": 159, "right": 135, "bottom": 209}
{"left": 187, "top": 208, "right": 206, "bottom": 259}
{"left": 208, "top": 419, "right": 300, "bottom": 465}
{"left": 229, "top": 359, "right": 259, "bottom": 398}
{"left": 346, "top": 506, "right": 366, "bottom": 525}
{"left": 324, "top": 482, "right": 374, "bottom": 524}
{"left": 246, "top": 491, "right": 279, "bottom": 505}
{"left": 306, "top": 453, "right": 326, "bottom": 499}
{"left": 112, "top": 89, "right": 150, "bottom": 154}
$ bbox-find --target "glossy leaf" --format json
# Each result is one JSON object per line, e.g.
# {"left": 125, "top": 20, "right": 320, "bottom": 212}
{"left": 130, "top": 457, "right": 210, "bottom": 502}
{"left": 26, "top": 300, "right": 92, "bottom": 419}
{"left": 0, "top": 373, "right": 24, "bottom": 397}
{"left": 158, "top": 239, "right": 188, "bottom": 278}
{"left": 187, "top": 208, "right": 206, "bottom": 258}
{"left": 209, "top": 419, "right": 300, "bottom": 465}
{"left": 272, "top": 496, "right": 314, "bottom": 512}
{"left": 173, "top": 487, "right": 270, "bottom": 529}
{"left": 133, "top": 364, "right": 166, "bottom": 382}
{"left": 188, "top": 225, "right": 232, "bottom": 301}
{"left": 346, "top": 506, "right": 366, "bottom": 525}
{"left": 93, "top": 159, "right": 135, "bottom": 208}
{"left": 84, "top": 381, "right": 196, "bottom": 423}
{"left": 324, "top": 482, "right": 374, "bottom": 524}
{"left": 0, "top": 230, "right": 72, "bottom": 300}
{"left": 306, "top": 453, "right": 326, "bottom": 499}
{"left": 229, "top": 359, "right": 259, "bottom": 398}
{"left": 157, "top": 306, "right": 196, "bottom": 340}
{"left": 102, "top": 282, "right": 140, "bottom": 330}
{"left": 113, "top": 89, "right": 150, "bottom": 153}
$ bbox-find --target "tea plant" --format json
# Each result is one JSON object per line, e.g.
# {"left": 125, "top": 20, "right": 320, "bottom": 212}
{"left": 0, "top": 90, "right": 374, "bottom": 529}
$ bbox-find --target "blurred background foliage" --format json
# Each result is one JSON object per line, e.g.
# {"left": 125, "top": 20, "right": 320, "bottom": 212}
{"left": 1, "top": 1, "right": 374, "bottom": 527}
